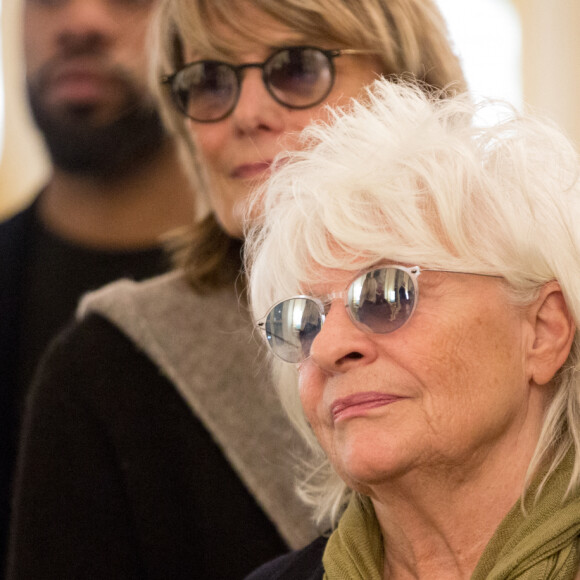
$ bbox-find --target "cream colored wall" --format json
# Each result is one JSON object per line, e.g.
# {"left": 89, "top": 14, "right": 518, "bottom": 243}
{"left": 1, "top": 1, "right": 579, "bottom": 219}
{"left": 513, "top": 0, "right": 580, "bottom": 147}
{"left": 0, "top": 0, "right": 49, "bottom": 219}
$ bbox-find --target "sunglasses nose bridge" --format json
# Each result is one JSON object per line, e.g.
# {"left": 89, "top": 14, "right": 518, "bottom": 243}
{"left": 237, "top": 61, "right": 266, "bottom": 74}
{"left": 235, "top": 61, "right": 268, "bottom": 89}
{"left": 320, "top": 293, "right": 353, "bottom": 326}
{"left": 233, "top": 61, "right": 271, "bottom": 102}
{"left": 322, "top": 291, "right": 349, "bottom": 318}
{"left": 326, "top": 290, "right": 343, "bottom": 302}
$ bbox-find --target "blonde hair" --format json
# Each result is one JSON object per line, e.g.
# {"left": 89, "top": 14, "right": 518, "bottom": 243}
{"left": 245, "top": 79, "right": 580, "bottom": 526}
{"left": 149, "top": 0, "right": 466, "bottom": 292}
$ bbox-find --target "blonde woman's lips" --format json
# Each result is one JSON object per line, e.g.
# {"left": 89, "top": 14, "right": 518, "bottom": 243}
{"left": 231, "top": 161, "right": 272, "bottom": 179}
{"left": 331, "top": 391, "right": 405, "bottom": 423}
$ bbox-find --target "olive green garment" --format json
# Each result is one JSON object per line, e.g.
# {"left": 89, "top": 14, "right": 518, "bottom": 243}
{"left": 323, "top": 451, "right": 580, "bottom": 579}
{"left": 323, "top": 494, "right": 383, "bottom": 580}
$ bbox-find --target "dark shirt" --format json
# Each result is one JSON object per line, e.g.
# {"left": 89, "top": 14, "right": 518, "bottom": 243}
{"left": 7, "top": 314, "right": 288, "bottom": 579}
{"left": 15, "top": 209, "right": 169, "bottom": 404}
{"left": 0, "top": 200, "right": 169, "bottom": 576}
{"left": 245, "top": 536, "right": 328, "bottom": 580}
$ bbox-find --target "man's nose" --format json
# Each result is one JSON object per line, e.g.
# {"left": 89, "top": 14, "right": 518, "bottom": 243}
{"left": 56, "top": 0, "right": 118, "bottom": 53}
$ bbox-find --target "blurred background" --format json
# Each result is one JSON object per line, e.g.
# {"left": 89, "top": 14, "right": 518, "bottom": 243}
{"left": 1, "top": 0, "right": 579, "bottom": 219}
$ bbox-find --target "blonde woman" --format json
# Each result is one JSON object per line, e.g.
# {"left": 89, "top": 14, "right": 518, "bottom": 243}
{"left": 8, "top": 2, "right": 466, "bottom": 578}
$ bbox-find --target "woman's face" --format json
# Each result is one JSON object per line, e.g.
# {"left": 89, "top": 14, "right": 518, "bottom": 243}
{"left": 183, "top": 6, "right": 381, "bottom": 237}
{"left": 298, "top": 267, "right": 549, "bottom": 495}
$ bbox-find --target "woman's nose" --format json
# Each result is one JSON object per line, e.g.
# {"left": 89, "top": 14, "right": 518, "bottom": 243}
{"left": 231, "top": 69, "right": 285, "bottom": 135}
{"left": 309, "top": 301, "right": 378, "bottom": 372}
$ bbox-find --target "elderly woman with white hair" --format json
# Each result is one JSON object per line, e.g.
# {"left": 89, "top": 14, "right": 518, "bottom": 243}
{"left": 245, "top": 80, "right": 580, "bottom": 579}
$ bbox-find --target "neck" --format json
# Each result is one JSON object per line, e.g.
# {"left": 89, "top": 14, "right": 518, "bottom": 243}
{"left": 38, "top": 140, "right": 196, "bottom": 250}
{"left": 372, "top": 436, "right": 538, "bottom": 580}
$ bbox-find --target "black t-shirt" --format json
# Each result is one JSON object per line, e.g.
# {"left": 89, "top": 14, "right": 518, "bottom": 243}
{"left": 8, "top": 314, "right": 289, "bottom": 580}
{"left": 245, "top": 535, "right": 327, "bottom": 580}
{"left": 0, "top": 203, "right": 170, "bottom": 575}
{"left": 15, "top": 210, "right": 170, "bottom": 412}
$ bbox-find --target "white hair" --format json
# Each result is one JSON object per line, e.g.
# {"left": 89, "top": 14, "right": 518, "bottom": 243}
{"left": 245, "top": 78, "right": 580, "bottom": 527}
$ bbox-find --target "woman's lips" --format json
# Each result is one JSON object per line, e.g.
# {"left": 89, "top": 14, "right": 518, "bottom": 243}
{"left": 331, "top": 391, "right": 405, "bottom": 423}
{"left": 231, "top": 161, "right": 272, "bottom": 179}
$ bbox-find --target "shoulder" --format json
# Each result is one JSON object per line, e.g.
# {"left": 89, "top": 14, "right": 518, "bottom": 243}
{"left": 245, "top": 536, "right": 328, "bottom": 580}
{"left": 28, "top": 312, "right": 169, "bottom": 413}
{"left": 0, "top": 202, "right": 36, "bottom": 273}
{"left": 0, "top": 201, "right": 36, "bottom": 238}
{"left": 74, "top": 271, "right": 255, "bottom": 377}
{"left": 76, "top": 270, "right": 241, "bottom": 338}
{"left": 40, "top": 311, "right": 143, "bottom": 373}
{"left": 77, "top": 269, "right": 239, "bottom": 322}
{"left": 23, "top": 311, "right": 206, "bottom": 461}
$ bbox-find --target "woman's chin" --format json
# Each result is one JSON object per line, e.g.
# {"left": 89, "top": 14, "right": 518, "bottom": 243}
{"left": 333, "top": 445, "right": 410, "bottom": 491}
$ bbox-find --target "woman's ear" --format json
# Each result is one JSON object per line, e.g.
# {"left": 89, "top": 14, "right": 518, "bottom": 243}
{"left": 526, "top": 282, "right": 576, "bottom": 386}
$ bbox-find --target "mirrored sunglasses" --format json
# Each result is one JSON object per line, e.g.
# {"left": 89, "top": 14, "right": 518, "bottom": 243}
{"left": 258, "top": 265, "right": 502, "bottom": 363}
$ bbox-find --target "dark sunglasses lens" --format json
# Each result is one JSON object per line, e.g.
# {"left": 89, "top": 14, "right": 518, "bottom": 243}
{"left": 266, "top": 48, "right": 334, "bottom": 108}
{"left": 349, "top": 268, "right": 416, "bottom": 333}
{"left": 265, "top": 297, "right": 322, "bottom": 363}
{"left": 172, "top": 62, "right": 237, "bottom": 122}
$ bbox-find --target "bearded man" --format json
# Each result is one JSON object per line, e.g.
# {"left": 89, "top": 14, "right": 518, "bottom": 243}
{"left": 0, "top": 0, "right": 195, "bottom": 568}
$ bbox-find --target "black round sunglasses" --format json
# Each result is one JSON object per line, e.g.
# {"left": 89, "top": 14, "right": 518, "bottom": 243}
{"left": 161, "top": 46, "right": 372, "bottom": 123}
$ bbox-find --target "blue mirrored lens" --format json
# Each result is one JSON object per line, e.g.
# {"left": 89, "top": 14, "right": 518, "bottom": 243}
{"left": 265, "top": 297, "right": 322, "bottom": 363}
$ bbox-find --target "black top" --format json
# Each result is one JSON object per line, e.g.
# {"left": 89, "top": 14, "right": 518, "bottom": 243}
{"left": 7, "top": 313, "right": 289, "bottom": 579}
{"left": 0, "top": 200, "right": 169, "bottom": 575}
{"left": 245, "top": 536, "right": 328, "bottom": 580}
{"left": 15, "top": 206, "right": 169, "bottom": 400}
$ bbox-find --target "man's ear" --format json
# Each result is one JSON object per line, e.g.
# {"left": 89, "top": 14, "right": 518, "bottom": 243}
{"left": 526, "top": 282, "right": 576, "bottom": 386}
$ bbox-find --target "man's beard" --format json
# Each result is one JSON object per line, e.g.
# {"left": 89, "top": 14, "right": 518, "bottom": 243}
{"left": 27, "top": 76, "right": 167, "bottom": 179}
